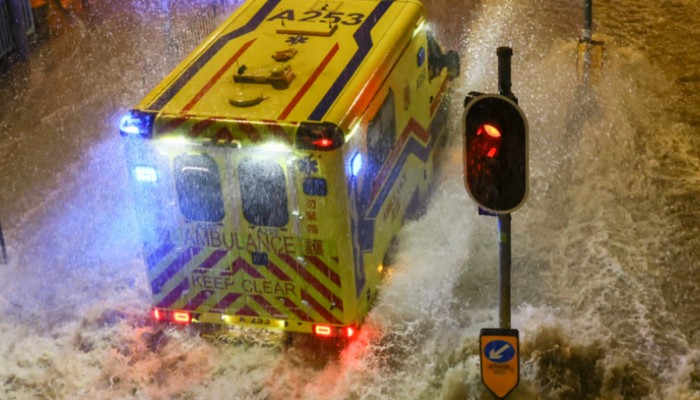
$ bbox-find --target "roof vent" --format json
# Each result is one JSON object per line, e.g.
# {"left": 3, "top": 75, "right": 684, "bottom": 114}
{"left": 233, "top": 64, "right": 296, "bottom": 89}
{"left": 273, "top": 48, "right": 297, "bottom": 62}
{"left": 229, "top": 91, "right": 265, "bottom": 107}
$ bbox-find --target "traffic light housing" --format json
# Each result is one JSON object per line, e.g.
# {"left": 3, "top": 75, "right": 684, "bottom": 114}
{"left": 464, "top": 94, "right": 528, "bottom": 213}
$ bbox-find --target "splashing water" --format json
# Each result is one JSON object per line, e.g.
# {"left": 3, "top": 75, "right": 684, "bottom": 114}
{"left": 1, "top": 0, "right": 699, "bottom": 399}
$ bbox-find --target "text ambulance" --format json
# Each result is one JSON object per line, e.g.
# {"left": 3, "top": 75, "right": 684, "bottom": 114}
{"left": 120, "top": 0, "right": 459, "bottom": 338}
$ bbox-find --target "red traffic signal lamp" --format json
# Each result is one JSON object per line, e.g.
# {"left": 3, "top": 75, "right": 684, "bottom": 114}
{"left": 464, "top": 94, "right": 528, "bottom": 213}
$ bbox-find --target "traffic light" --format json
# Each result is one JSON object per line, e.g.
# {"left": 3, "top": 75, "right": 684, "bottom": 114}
{"left": 464, "top": 94, "right": 528, "bottom": 213}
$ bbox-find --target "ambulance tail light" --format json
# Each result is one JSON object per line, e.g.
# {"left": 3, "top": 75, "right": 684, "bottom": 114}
{"left": 343, "top": 325, "right": 357, "bottom": 339}
{"left": 313, "top": 324, "right": 359, "bottom": 339}
{"left": 173, "top": 311, "right": 191, "bottom": 324}
{"left": 151, "top": 308, "right": 192, "bottom": 325}
{"left": 119, "top": 110, "right": 155, "bottom": 138}
{"left": 314, "top": 325, "right": 333, "bottom": 337}
{"left": 296, "top": 122, "right": 344, "bottom": 151}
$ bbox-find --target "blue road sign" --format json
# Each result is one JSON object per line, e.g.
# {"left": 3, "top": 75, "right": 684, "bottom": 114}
{"left": 484, "top": 340, "right": 515, "bottom": 363}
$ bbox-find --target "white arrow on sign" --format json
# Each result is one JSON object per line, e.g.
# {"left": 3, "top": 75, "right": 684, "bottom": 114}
{"left": 488, "top": 344, "right": 511, "bottom": 360}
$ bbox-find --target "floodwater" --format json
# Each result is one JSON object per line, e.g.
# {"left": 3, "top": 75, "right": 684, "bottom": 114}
{"left": 0, "top": 0, "right": 699, "bottom": 398}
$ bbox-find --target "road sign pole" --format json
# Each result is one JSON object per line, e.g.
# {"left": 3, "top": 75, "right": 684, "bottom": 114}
{"left": 498, "top": 213, "right": 511, "bottom": 330}
{"left": 583, "top": 0, "right": 593, "bottom": 42}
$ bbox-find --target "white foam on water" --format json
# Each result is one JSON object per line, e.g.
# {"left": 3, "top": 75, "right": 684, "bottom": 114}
{"left": 2, "top": 0, "right": 700, "bottom": 399}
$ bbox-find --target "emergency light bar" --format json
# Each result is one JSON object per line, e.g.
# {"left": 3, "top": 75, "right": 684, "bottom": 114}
{"left": 119, "top": 110, "right": 156, "bottom": 138}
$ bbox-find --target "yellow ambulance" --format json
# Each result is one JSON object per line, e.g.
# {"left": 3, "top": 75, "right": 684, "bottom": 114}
{"left": 120, "top": 0, "right": 459, "bottom": 338}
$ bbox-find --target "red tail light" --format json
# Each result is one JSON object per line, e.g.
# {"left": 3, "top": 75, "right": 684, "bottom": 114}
{"left": 151, "top": 308, "right": 192, "bottom": 325}
{"left": 314, "top": 325, "right": 334, "bottom": 337}
{"left": 312, "top": 138, "right": 334, "bottom": 148}
{"left": 173, "top": 311, "right": 191, "bottom": 324}
{"left": 313, "top": 324, "right": 359, "bottom": 339}
{"left": 344, "top": 326, "right": 356, "bottom": 338}
{"left": 296, "top": 122, "right": 344, "bottom": 151}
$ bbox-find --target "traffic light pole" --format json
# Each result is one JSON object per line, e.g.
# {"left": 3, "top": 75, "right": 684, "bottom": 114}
{"left": 466, "top": 47, "right": 528, "bottom": 399}
{"left": 498, "top": 214, "right": 511, "bottom": 329}
{"left": 497, "top": 47, "right": 516, "bottom": 102}
{"left": 464, "top": 47, "right": 528, "bottom": 399}
{"left": 497, "top": 47, "right": 514, "bottom": 330}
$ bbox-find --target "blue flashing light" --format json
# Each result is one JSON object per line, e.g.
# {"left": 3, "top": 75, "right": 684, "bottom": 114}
{"left": 119, "top": 110, "right": 155, "bottom": 138}
{"left": 134, "top": 166, "right": 158, "bottom": 183}
{"left": 350, "top": 153, "right": 363, "bottom": 177}
{"left": 417, "top": 47, "right": 426, "bottom": 67}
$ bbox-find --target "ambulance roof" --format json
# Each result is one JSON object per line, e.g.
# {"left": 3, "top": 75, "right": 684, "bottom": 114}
{"left": 137, "top": 0, "right": 426, "bottom": 131}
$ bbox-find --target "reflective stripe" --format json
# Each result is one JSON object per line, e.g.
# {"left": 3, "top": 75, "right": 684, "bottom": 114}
{"left": 157, "top": 278, "right": 190, "bottom": 308}
{"left": 279, "top": 253, "right": 344, "bottom": 312}
{"left": 302, "top": 290, "right": 341, "bottom": 325}
{"left": 149, "top": 246, "right": 345, "bottom": 324}
{"left": 151, "top": 247, "right": 201, "bottom": 294}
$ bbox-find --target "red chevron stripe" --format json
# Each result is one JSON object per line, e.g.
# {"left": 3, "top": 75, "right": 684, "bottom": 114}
{"left": 306, "top": 256, "right": 341, "bottom": 287}
{"left": 228, "top": 257, "right": 264, "bottom": 278}
{"left": 282, "top": 297, "right": 313, "bottom": 322}
{"left": 215, "top": 126, "right": 234, "bottom": 142}
{"left": 266, "top": 260, "right": 292, "bottom": 281}
{"left": 160, "top": 116, "right": 189, "bottom": 133}
{"left": 190, "top": 118, "right": 217, "bottom": 138}
{"left": 302, "top": 290, "right": 341, "bottom": 325}
{"left": 193, "top": 249, "right": 228, "bottom": 274}
{"left": 261, "top": 120, "right": 292, "bottom": 144}
{"left": 251, "top": 295, "right": 285, "bottom": 318}
{"left": 151, "top": 247, "right": 201, "bottom": 294}
{"left": 211, "top": 292, "right": 242, "bottom": 312}
{"left": 238, "top": 121, "right": 261, "bottom": 142}
{"left": 278, "top": 254, "right": 343, "bottom": 312}
{"left": 156, "top": 278, "right": 189, "bottom": 309}
{"left": 182, "top": 290, "right": 213, "bottom": 311}
{"left": 238, "top": 305, "right": 259, "bottom": 317}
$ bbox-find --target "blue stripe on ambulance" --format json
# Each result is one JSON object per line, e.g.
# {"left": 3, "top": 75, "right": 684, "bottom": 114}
{"left": 366, "top": 137, "right": 434, "bottom": 219}
{"left": 351, "top": 119, "right": 439, "bottom": 296}
{"left": 308, "top": 1, "right": 394, "bottom": 121}
{"left": 148, "top": 0, "right": 282, "bottom": 111}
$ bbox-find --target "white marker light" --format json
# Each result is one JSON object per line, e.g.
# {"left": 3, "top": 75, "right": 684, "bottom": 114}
{"left": 260, "top": 141, "right": 291, "bottom": 153}
{"left": 134, "top": 166, "right": 158, "bottom": 183}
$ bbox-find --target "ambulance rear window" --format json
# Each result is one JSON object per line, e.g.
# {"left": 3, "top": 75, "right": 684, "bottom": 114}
{"left": 173, "top": 154, "right": 225, "bottom": 222}
{"left": 238, "top": 158, "right": 289, "bottom": 227}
